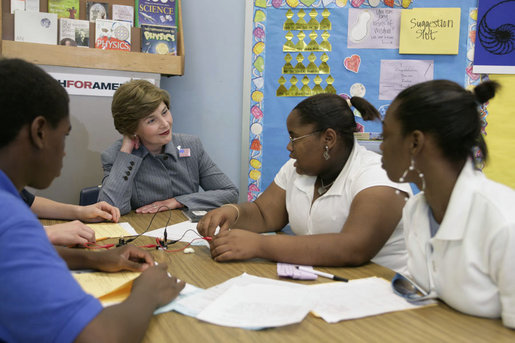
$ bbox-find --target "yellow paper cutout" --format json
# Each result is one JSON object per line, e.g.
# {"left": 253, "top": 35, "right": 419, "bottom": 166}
{"left": 312, "top": 75, "right": 324, "bottom": 94}
{"left": 98, "top": 281, "right": 133, "bottom": 305}
{"left": 325, "top": 75, "right": 336, "bottom": 94}
{"left": 294, "top": 31, "right": 307, "bottom": 51}
{"left": 282, "top": 54, "right": 294, "bottom": 74}
{"left": 277, "top": 76, "right": 288, "bottom": 96}
{"left": 399, "top": 8, "right": 461, "bottom": 55}
{"left": 306, "top": 53, "right": 319, "bottom": 74}
{"left": 319, "top": 53, "right": 330, "bottom": 74}
{"left": 305, "top": 31, "right": 320, "bottom": 51}
{"left": 320, "top": 9, "right": 332, "bottom": 30}
{"left": 319, "top": 31, "right": 332, "bottom": 51}
{"left": 306, "top": 9, "right": 320, "bottom": 30}
{"left": 300, "top": 76, "right": 311, "bottom": 95}
{"left": 293, "top": 53, "right": 306, "bottom": 73}
{"left": 283, "top": 31, "right": 295, "bottom": 52}
{"left": 86, "top": 223, "right": 131, "bottom": 240}
{"left": 294, "top": 10, "right": 307, "bottom": 30}
{"left": 73, "top": 271, "right": 140, "bottom": 299}
{"left": 284, "top": 9, "right": 295, "bottom": 30}
{"left": 483, "top": 74, "right": 515, "bottom": 188}
{"left": 288, "top": 76, "right": 301, "bottom": 96}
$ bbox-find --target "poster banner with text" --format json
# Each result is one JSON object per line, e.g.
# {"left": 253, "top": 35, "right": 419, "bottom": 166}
{"left": 49, "top": 72, "right": 155, "bottom": 97}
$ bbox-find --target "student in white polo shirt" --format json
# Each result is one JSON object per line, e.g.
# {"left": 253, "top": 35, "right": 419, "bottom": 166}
{"left": 198, "top": 94, "right": 411, "bottom": 273}
{"left": 380, "top": 79, "right": 515, "bottom": 328}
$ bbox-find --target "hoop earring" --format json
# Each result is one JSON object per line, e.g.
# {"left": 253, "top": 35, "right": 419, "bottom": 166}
{"left": 397, "top": 157, "right": 426, "bottom": 193}
{"left": 323, "top": 146, "right": 330, "bottom": 160}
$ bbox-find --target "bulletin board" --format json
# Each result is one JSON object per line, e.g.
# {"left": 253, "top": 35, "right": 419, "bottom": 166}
{"left": 245, "top": 0, "right": 512, "bottom": 201}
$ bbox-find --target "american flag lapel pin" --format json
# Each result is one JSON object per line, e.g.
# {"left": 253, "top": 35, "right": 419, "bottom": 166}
{"left": 178, "top": 146, "right": 191, "bottom": 157}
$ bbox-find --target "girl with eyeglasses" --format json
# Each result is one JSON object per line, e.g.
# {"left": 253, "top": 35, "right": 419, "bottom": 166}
{"left": 198, "top": 93, "right": 411, "bottom": 273}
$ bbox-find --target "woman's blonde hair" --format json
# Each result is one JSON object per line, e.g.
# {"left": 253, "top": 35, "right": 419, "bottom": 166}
{"left": 111, "top": 79, "right": 170, "bottom": 135}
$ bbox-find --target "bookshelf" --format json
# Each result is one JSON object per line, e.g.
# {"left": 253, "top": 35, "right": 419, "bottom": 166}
{"left": 0, "top": 0, "right": 184, "bottom": 75}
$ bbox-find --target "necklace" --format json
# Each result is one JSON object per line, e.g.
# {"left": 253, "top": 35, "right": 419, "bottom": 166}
{"left": 317, "top": 178, "right": 335, "bottom": 195}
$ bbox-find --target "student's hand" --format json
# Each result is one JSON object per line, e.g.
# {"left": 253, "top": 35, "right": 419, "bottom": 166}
{"left": 197, "top": 206, "right": 237, "bottom": 238}
{"left": 210, "top": 229, "right": 263, "bottom": 262}
{"left": 131, "top": 263, "right": 185, "bottom": 308}
{"left": 94, "top": 246, "right": 154, "bottom": 272}
{"left": 120, "top": 134, "right": 140, "bottom": 154}
{"left": 135, "top": 198, "right": 183, "bottom": 214}
{"left": 45, "top": 221, "right": 96, "bottom": 246}
{"left": 77, "top": 201, "right": 121, "bottom": 223}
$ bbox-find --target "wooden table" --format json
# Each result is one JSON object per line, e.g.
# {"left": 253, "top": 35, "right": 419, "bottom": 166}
{"left": 43, "top": 211, "right": 515, "bottom": 342}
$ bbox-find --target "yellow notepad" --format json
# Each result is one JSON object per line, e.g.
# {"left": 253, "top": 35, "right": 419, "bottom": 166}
{"left": 399, "top": 8, "right": 461, "bottom": 55}
{"left": 73, "top": 271, "right": 140, "bottom": 305}
{"left": 86, "top": 223, "right": 132, "bottom": 240}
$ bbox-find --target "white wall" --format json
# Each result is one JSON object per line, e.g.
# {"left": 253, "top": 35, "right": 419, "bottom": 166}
{"left": 160, "top": 0, "right": 246, "bottom": 200}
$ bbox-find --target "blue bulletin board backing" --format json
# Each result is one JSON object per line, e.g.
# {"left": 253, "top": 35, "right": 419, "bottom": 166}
{"left": 246, "top": 0, "right": 483, "bottom": 201}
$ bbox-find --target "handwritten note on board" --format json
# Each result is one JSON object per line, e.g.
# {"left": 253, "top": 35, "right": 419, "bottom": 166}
{"left": 379, "top": 59, "right": 434, "bottom": 100}
{"left": 347, "top": 8, "right": 401, "bottom": 49}
{"left": 399, "top": 8, "right": 461, "bottom": 55}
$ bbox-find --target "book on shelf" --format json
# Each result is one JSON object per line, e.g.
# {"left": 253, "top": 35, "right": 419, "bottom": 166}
{"left": 14, "top": 11, "right": 58, "bottom": 45}
{"left": 135, "top": 0, "right": 176, "bottom": 28}
{"left": 59, "top": 18, "right": 89, "bottom": 47}
{"left": 141, "top": 25, "right": 176, "bottom": 55}
{"left": 10, "top": 0, "right": 25, "bottom": 13}
{"left": 48, "top": 0, "right": 80, "bottom": 19}
{"left": 86, "top": 1, "right": 108, "bottom": 23}
{"left": 95, "top": 19, "right": 131, "bottom": 52}
{"left": 112, "top": 4, "right": 134, "bottom": 26}
{"left": 25, "top": 0, "right": 39, "bottom": 11}
{"left": 10, "top": 0, "right": 40, "bottom": 13}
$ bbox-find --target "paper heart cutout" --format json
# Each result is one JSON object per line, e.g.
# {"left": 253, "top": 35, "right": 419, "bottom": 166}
{"left": 344, "top": 54, "right": 361, "bottom": 73}
{"left": 351, "top": 0, "right": 365, "bottom": 7}
{"left": 272, "top": 0, "right": 283, "bottom": 8}
{"left": 384, "top": 0, "right": 394, "bottom": 7}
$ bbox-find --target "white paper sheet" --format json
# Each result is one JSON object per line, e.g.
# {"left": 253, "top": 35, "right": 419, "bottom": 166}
{"left": 174, "top": 273, "right": 305, "bottom": 318}
{"left": 347, "top": 8, "right": 401, "bottom": 49}
{"left": 309, "top": 277, "right": 427, "bottom": 323}
{"left": 379, "top": 59, "right": 434, "bottom": 100}
{"left": 154, "top": 283, "right": 203, "bottom": 315}
{"left": 118, "top": 222, "right": 138, "bottom": 236}
{"left": 196, "top": 283, "right": 313, "bottom": 329}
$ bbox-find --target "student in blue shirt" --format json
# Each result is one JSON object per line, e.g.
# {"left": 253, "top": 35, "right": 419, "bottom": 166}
{"left": 0, "top": 58, "right": 185, "bottom": 342}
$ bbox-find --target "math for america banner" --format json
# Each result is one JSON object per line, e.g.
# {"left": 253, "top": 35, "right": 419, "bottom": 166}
{"left": 49, "top": 72, "right": 155, "bottom": 97}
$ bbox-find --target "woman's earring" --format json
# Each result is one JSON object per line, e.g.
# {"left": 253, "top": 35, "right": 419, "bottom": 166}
{"left": 323, "top": 146, "right": 330, "bottom": 160}
{"left": 397, "top": 157, "right": 426, "bottom": 193}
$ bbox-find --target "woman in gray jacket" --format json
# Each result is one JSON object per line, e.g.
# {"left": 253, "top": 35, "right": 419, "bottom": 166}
{"left": 99, "top": 80, "right": 238, "bottom": 215}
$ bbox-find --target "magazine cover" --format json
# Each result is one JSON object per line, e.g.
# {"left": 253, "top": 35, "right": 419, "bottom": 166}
{"left": 112, "top": 4, "right": 134, "bottom": 26}
{"left": 141, "top": 24, "right": 176, "bottom": 55}
{"left": 87, "top": 1, "right": 108, "bottom": 22}
{"left": 14, "top": 11, "right": 58, "bottom": 44}
{"left": 95, "top": 19, "right": 131, "bottom": 51}
{"left": 48, "top": 0, "right": 79, "bottom": 19}
{"left": 135, "top": 0, "right": 175, "bottom": 27}
{"left": 59, "top": 18, "right": 89, "bottom": 47}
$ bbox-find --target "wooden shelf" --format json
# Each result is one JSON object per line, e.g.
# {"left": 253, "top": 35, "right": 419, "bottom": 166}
{"left": 0, "top": 0, "right": 184, "bottom": 75}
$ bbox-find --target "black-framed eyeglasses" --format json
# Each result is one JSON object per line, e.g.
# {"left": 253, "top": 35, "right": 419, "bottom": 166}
{"left": 391, "top": 273, "right": 437, "bottom": 303}
{"left": 289, "top": 130, "right": 321, "bottom": 144}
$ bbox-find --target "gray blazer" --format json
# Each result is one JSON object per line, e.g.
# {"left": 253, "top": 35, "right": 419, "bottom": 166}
{"left": 98, "top": 133, "right": 238, "bottom": 215}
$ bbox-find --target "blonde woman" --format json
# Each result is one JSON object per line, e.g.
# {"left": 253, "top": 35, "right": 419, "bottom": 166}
{"left": 99, "top": 80, "right": 238, "bottom": 215}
